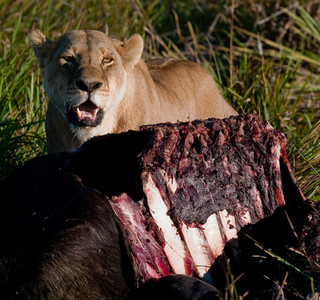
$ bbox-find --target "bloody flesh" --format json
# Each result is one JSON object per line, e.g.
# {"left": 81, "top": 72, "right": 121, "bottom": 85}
{"left": 107, "top": 114, "right": 305, "bottom": 282}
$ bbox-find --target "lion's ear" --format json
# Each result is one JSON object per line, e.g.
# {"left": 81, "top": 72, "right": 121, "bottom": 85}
{"left": 118, "top": 34, "right": 143, "bottom": 70}
{"left": 29, "top": 29, "right": 54, "bottom": 68}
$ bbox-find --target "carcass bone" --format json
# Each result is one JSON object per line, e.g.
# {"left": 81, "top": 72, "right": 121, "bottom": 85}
{"left": 142, "top": 173, "right": 196, "bottom": 276}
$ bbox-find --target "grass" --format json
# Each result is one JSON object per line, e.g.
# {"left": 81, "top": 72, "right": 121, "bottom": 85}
{"left": 1, "top": 0, "right": 320, "bottom": 298}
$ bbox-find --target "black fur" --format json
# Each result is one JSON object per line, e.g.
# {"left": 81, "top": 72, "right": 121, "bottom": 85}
{"left": 126, "top": 275, "right": 222, "bottom": 300}
{"left": 0, "top": 154, "right": 134, "bottom": 299}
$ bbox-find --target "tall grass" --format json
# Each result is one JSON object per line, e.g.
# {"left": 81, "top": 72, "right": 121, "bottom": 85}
{"left": 0, "top": 14, "right": 46, "bottom": 179}
{"left": 0, "top": 0, "right": 319, "bottom": 200}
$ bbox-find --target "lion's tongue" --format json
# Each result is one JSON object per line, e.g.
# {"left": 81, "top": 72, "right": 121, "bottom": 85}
{"left": 74, "top": 101, "right": 99, "bottom": 121}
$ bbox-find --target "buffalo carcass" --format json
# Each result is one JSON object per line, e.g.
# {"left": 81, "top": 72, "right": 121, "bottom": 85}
{"left": 1, "top": 114, "right": 317, "bottom": 300}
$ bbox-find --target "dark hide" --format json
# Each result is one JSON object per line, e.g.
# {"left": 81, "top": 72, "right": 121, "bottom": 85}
{"left": 0, "top": 154, "right": 134, "bottom": 300}
{"left": 126, "top": 275, "right": 222, "bottom": 300}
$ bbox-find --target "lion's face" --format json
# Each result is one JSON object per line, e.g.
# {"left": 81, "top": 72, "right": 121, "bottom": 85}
{"left": 30, "top": 30, "right": 143, "bottom": 133}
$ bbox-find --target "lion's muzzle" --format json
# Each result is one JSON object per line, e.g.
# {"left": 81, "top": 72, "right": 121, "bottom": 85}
{"left": 66, "top": 78, "right": 105, "bottom": 127}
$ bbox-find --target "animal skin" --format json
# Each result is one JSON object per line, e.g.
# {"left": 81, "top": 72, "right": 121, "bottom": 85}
{"left": 29, "top": 29, "right": 237, "bottom": 153}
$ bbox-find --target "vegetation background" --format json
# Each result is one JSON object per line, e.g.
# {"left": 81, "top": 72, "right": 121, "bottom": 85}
{"left": 0, "top": 0, "right": 320, "bottom": 298}
{"left": 1, "top": 1, "right": 319, "bottom": 192}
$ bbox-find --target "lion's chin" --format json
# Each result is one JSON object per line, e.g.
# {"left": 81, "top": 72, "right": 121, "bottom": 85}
{"left": 67, "top": 100, "right": 103, "bottom": 127}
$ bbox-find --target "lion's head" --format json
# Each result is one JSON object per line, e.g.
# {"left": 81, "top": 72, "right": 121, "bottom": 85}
{"left": 30, "top": 29, "right": 143, "bottom": 135}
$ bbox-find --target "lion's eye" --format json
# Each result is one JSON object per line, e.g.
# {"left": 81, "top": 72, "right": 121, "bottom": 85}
{"left": 102, "top": 57, "right": 114, "bottom": 65}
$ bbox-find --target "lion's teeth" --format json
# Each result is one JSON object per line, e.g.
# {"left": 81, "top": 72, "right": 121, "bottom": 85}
{"left": 76, "top": 107, "right": 82, "bottom": 119}
{"left": 92, "top": 108, "right": 98, "bottom": 119}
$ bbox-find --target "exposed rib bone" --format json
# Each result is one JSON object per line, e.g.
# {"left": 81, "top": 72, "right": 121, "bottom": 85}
{"left": 202, "top": 213, "right": 225, "bottom": 259}
{"left": 143, "top": 173, "right": 195, "bottom": 276}
{"left": 180, "top": 223, "right": 213, "bottom": 277}
{"left": 219, "top": 210, "right": 238, "bottom": 242}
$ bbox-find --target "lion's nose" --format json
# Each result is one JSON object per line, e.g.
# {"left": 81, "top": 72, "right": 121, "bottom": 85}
{"left": 75, "top": 79, "right": 102, "bottom": 92}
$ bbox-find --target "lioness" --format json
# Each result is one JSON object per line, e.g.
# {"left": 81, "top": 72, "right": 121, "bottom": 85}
{"left": 30, "top": 29, "right": 237, "bottom": 153}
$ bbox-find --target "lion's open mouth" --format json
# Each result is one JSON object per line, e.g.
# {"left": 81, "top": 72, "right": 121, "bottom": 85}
{"left": 74, "top": 101, "right": 99, "bottom": 122}
{"left": 67, "top": 100, "right": 103, "bottom": 127}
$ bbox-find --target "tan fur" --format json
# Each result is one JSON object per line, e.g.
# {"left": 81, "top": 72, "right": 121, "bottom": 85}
{"left": 30, "top": 29, "right": 237, "bottom": 153}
